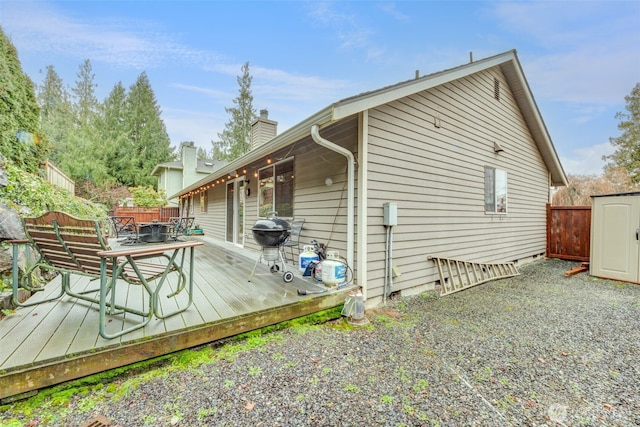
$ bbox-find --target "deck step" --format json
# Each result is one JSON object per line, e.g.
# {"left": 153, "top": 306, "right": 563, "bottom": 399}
{"left": 428, "top": 255, "right": 520, "bottom": 296}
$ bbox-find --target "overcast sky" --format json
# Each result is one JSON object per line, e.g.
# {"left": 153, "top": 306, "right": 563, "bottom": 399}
{"left": 1, "top": 0, "right": 639, "bottom": 175}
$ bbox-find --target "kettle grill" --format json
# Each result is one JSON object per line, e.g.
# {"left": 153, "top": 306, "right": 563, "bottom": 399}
{"left": 248, "top": 212, "right": 294, "bottom": 283}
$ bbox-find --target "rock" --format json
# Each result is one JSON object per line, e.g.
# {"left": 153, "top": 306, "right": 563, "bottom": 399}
{"left": 0, "top": 153, "right": 6, "bottom": 187}
{"left": 0, "top": 203, "right": 26, "bottom": 241}
{"left": 0, "top": 248, "right": 12, "bottom": 272}
{"left": 0, "top": 289, "right": 30, "bottom": 310}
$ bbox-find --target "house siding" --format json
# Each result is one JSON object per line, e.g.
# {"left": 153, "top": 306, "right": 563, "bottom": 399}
{"left": 194, "top": 185, "right": 226, "bottom": 240}
{"left": 365, "top": 67, "right": 549, "bottom": 299}
{"left": 161, "top": 169, "right": 184, "bottom": 206}
{"left": 194, "top": 119, "right": 357, "bottom": 261}
{"left": 290, "top": 120, "right": 358, "bottom": 258}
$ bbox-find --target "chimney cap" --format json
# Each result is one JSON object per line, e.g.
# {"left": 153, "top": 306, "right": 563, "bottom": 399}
{"left": 260, "top": 109, "right": 269, "bottom": 119}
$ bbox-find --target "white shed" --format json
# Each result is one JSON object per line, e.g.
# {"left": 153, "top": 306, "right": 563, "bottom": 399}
{"left": 590, "top": 192, "right": 640, "bottom": 284}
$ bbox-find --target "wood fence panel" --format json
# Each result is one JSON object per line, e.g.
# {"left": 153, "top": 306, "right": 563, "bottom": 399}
{"left": 546, "top": 204, "right": 591, "bottom": 262}
{"left": 111, "top": 207, "right": 180, "bottom": 223}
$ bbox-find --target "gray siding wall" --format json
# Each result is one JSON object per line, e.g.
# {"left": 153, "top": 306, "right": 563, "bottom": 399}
{"left": 365, "top": 67, "right": 549, "bottom": 298}
{"left": 291, "top": 120, "right": 358, "bottom": 259}
{"left": 194, "top": 185, "right": 226, "bottom": 240}
{"left": 193, "top": 119, "right": 357, "bottom": 263}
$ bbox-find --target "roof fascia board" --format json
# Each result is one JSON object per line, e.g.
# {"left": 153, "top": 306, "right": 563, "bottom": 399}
{"left": 151, "top": 163, "right": 183, "bottom": 176}
{"left": 332, "top": 51, "right": 517, "bottom": 120}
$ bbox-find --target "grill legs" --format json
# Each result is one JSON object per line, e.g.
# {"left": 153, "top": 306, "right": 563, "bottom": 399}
{"left": 248, "top": 246, "right": 294, "bottom": 283}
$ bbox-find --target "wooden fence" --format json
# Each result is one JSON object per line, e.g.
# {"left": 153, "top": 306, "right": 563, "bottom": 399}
{"left": 546, "top": 204, "right": 591, "bottom": 262}
{"left": 41, "top": 160, "right": 75, "bottom": 194}
{"left": 111, "top": 206, "right": 180, "bottom": 223}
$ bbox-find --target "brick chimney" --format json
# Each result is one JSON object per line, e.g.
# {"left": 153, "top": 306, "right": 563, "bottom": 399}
{"left": 251, "top": 109, "right": 277, "bottom": 150}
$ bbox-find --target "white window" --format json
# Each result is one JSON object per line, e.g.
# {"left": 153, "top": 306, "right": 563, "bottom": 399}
{"left": 484, "top": 167, "right": 507, "bottom": 213}
{"left": 258, "top": 158, "right": 294, "bottom": 217}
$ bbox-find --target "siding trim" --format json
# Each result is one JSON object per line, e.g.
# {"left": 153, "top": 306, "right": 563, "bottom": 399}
{"left": 358, "top": 111, "right": 369, "bottom": 298}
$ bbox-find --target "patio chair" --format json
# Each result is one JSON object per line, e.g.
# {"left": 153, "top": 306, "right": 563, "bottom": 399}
{"left": 281, "top": 218, "right": 305, "bottom": 263}
{"left": 167, "top": 216, "right": 195, "bottom": 240}
{"left": 10, "top": 211, "right": 203, "bottom": 339}
{"left": 109, "top": 216, "right": 140, "bottom": 244}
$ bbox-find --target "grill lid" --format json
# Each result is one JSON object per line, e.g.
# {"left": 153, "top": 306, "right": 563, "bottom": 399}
{"left": 251, "top": 212, "right": 290, "bottom": 232}
{"left": 251, "top": 212, "right": 290, "bottom": 247}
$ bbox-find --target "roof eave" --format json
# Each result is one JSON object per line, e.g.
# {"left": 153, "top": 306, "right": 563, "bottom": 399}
{"left": 330, "top": 49, "right": 567, "bottom": 187}
{"left": 173, "top": 50, "right": 568, "bottom": 197}
{"left": 151, "top": 163, "right": 183, "bottom": 176}
{"left": 172, "top": 106, "right": 334, "bottom": 199}
{"left": 332, "top": 50, "right": 519, "bottom": 120}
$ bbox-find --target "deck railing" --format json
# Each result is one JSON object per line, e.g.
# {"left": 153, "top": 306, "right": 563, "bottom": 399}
{"left": 41, "top": 160, "right": 75, "bottom": 194}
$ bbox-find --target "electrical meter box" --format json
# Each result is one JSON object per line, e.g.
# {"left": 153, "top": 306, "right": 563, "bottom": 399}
{"left": 383, "top": 202, "right": 397, "bottom": 226}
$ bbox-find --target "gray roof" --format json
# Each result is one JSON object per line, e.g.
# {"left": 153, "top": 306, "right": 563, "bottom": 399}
{"left": 151, "top": 158, "right": 222, "bottom": 176}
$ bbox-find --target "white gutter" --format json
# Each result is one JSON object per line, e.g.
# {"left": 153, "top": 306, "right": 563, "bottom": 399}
{"left": 310, "top": 124, "right": 355, "bottom": 272}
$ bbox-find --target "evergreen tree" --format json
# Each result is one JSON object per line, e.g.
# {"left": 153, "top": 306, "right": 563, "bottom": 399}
{"left": 37, "top": 65, "right": 73, "bottom": 167}
{"left": 0, "top": 26, "right": 47, "bottom": 171}
{"left": 196, "top": 146, "right": 208, "bottom": 160}
{"left": 99, "top": 81, "right": 129, "bottom": 188}
{"left": 116, "top": 72, "right": 174, "bottom": 187}
{"left": 39, "top": 65, "right": 68, "bottom": 119}
{"left": 604, "top": 83, "right": 640, "bottom": 183}
{"left": 72, "top": 59, "right": 99, "bottom": 126}
{"left": 211, "top": 62, "right": 256, "bottom": 161}
{"left": 61, "top": 59, "right": 110, "bottom": 187}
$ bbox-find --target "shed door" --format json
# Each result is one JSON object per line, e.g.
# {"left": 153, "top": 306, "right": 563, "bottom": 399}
{"left": 590, "top": 196, "right": 640, "bottom": 283}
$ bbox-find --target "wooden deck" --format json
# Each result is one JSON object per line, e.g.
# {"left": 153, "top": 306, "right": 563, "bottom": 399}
{"left": 0, "top": 237, "right": 350, "bottom": 401}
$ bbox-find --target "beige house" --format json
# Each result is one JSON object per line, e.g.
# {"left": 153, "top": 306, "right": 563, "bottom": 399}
{"left": 174, "top": 50, "right": 567, "bottom": 305}
{"left": 152, "top": 141, "right": 223, "bottom": 206}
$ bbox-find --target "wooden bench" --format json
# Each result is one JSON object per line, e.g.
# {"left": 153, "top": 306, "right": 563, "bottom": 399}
{"left": 9, "top": 211, "right": 203, "bottom": 339}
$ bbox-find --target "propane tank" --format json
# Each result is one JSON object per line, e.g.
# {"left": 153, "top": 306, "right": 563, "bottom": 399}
{"left": 322, "top": 251, "right": 346, "bottom": 286}
{"left": 299, "top": 245, "right": 319, "bottom": 273}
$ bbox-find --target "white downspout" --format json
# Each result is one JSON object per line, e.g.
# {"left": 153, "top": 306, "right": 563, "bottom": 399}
{"left": 310, "top": 124, "right": 355, "bottom": 272}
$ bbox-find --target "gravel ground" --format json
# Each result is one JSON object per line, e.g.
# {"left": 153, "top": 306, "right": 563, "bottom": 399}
{"left": 1, "top": 259, "right": 639, "bottom": 426}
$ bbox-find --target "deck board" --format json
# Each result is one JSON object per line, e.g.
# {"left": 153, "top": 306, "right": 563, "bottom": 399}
{"left": 0, "top": 236, "right": 352, "bottom": 401}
